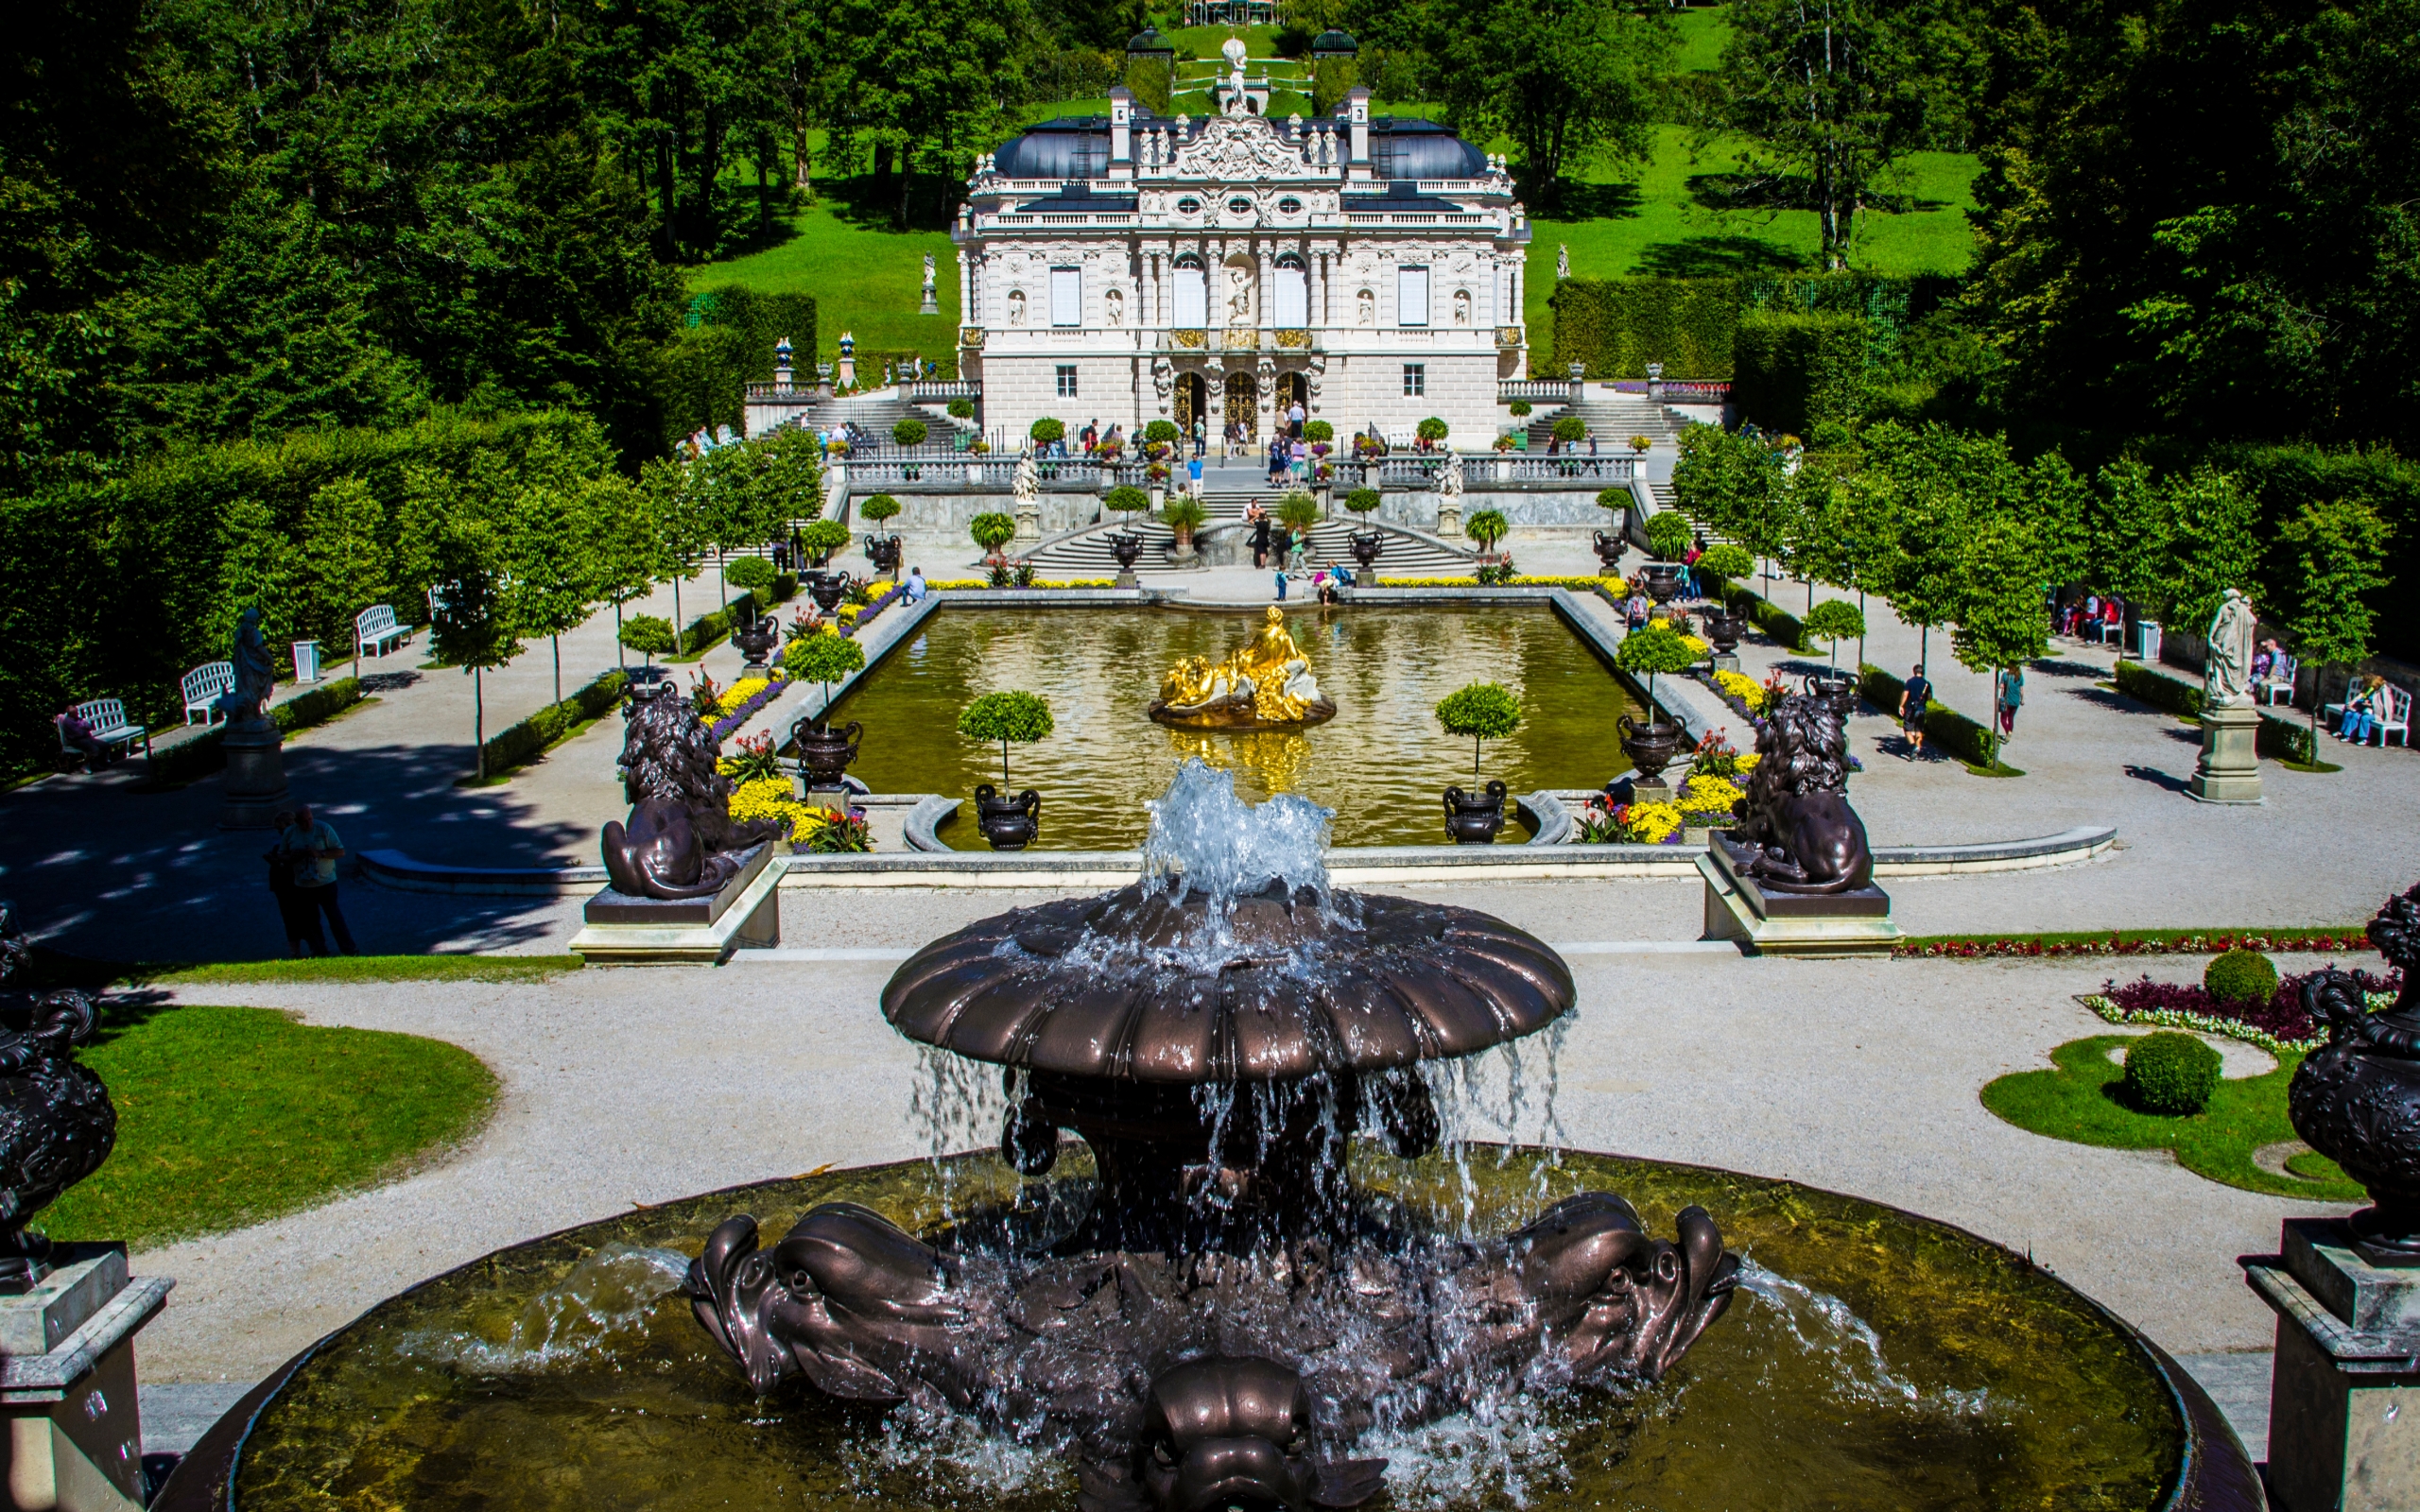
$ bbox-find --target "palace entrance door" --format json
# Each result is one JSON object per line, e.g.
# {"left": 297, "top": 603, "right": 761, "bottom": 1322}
{"left": 1273, "top": 372, "right": 1307, "bottom": 431}
{"left": 1174, "top": 372, "right": 1206, "bottom": 434}
{"left": 1223, "top": 371, "right": 1258, "bottom": 442}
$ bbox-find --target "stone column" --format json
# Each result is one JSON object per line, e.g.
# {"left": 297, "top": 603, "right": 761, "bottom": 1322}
{"left": 2189, "top": 701, "right": 2264, "bottom": 804}
{"left": 2247, "top": 1220, "right": 2420, "bottom": 1512}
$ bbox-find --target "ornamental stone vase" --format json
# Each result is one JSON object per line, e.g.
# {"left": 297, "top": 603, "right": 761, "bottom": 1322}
{"left": 863, "top": 534, "right": 903, "bottom": 576}
{"left": 793, "top": 719, "right": 862, "bottom": 788}
{"left": 1592, "top": 531, "right": 1627, "bottom": 576}
{"left": 1805, "top": 669, "right": 1858, "bottom": 716}
{"left": 1617, "top": 713, "right": 1685, "bottom": 785}
{"left": 1640, "top": 563, "right": 1684, "bottom": 604}
{"left": 808, "top": 571, "right": 856, "bottom": 615}
{"left": 2289, "top": 885, "right": 2420, "bottom": 1264}
{"left": 1110, "top": 531, "right": 1145, "bottom": 572}
{"left": 732, "top": 612, "right": 779, "bottom": 680}
{"left": 974, "top": 784, "right": 1041, "bottom": 850}
{"left": 1442, "top": 781, "right": 1508, "bottom": 844}
{"left": 1700, "top": 610, "right": 1743, "bottom": 655}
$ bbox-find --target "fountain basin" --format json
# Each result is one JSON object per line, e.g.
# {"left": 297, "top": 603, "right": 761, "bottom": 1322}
{"left": 163, "top": 1146, "right": 2256, "bottom": 1512}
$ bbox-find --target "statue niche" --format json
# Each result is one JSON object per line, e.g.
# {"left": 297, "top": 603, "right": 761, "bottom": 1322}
{"left": 1150, "top": 607, "right": 1338, "bottom": 731}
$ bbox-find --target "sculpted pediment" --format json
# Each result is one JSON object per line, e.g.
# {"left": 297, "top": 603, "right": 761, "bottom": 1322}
{"left": 1168, "top": 115, "right": 1314, "bottom": 181}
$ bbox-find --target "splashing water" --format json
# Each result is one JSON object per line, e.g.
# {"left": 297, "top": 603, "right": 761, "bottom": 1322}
{"left": 392, "top": 1244, "right": 691, "bottom": 1374}
{"left": 1141, "top": 757, "right": 1336, "bottom": 917}
{"left": 1737, "top": 1262, "right": 1995, "bottom": 1418}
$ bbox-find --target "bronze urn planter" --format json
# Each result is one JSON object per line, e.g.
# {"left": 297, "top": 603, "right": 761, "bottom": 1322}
{"left": 792, "top": 716, "right": 862, "bottom": 789}
{"left": 1701, "top": 610, "right": 1744, "bottom": 655}
{"left": 974, "top": 784, "right": 1041, "bottom": 850}
{"left": 1805, "top": 669, "right": 1858, "bottom": 715}
{"left": 1592, "top": 530, "right": 1627, "bottom": 576}
{"left": 806, "top": 570, "right": 856, "bottom": 615}
{"left": 2289, "top": 886, "right": 2420, "bottom": 1263}
{"left": 863, "top": 533, "right": 903, "bottom": 576}
{"left": 1617, "top": 713, "right": 1685, "bottom": 785}
{"left": 1640, "top": 562, "right": 1684, "bottom": 604}
{"left": 731, "top": 610, "right": 778, "bottom": 679}
{"left": 1443, "top": 781, "right": 1508, "bottom": 844}
{"left": 1109, "top": 530, "right": 1144, "bottom": 572}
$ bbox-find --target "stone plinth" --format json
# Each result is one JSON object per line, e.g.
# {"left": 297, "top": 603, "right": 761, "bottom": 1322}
{"left": 1698, "top": 842, "right": 1899, "bottom": 957}
{"left": 0, "top": 1246, "right": 172, "bottom": 1512}
{"left": 215, "top": 722, "right": 288, "bottom": 830}
{"left": 2246, "top": 1218, "right": 2420, "bottom": 1511}
{"left": 570, "top": 844, "right": 781, "bottom": 964}
{"left": 2189, "top": 700, "right": 2264, "bottom": 805}
{"left": 1713, "top": 653, "right": 1740, "bottom": 676}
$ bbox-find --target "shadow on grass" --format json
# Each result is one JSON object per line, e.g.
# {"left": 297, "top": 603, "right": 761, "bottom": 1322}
{"left": 820, "top": 171, "right": 970, "bottom": 234}
{"left": 1634, "top": 235, "right": 1812, "bottom": 277}
{"left": 1545, "top": 180, "right": 1646, "bottom": 221}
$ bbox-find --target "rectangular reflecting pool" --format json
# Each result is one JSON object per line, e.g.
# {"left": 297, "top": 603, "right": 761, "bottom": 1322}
{"left": 828, "top": 604, "right": 1648, "bottom": 849}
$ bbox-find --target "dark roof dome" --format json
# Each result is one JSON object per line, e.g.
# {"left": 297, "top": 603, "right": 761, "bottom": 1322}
{"left": 1369, "top": 117, "right": 1487, "bottom": 180}
{"left": 1127, "top": 26, "right": 1174, "bottom": 54}
{"left": 994, "top": 118, "right": 1111, "bottom": 179}
{"left": 1311, "top": 28, "right": 1357, "bottom": 53}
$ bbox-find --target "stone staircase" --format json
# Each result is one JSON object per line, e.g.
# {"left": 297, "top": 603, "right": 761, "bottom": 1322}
{"left": 1525, "top": 392, "right": 1691, "bottom": 453}
{"left": 1022, "top": 468, "right": 1476, "bottom": 576}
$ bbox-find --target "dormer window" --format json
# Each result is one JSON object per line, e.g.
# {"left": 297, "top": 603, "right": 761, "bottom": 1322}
{"left": 1176, "top": 197, "right": 1202, "bottom": 215}
{"left": 1277, "top": 197, "right": 1304, "bottom": 215}
{"left": 1227, "top": 196, "right": 1253, "bottom": 215}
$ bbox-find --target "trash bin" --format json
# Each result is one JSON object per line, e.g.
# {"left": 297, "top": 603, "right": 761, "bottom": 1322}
{"left": 292, "top": 640, "right": 320, "bottom": 682}
{"left": 2136, "top": 620, "right": 2162, "bottom": 662}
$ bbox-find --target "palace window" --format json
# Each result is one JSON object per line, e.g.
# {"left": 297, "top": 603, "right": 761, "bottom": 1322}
{"left": 1172, "top": 254, "right": 1207, "bottom": 327}
{"left": 1397, "top": 266, "right": 1429, "bottom": 326}
{"left": 1277, "top": 197, "right": 1303, "bottom": 215}
{"left": 1057, "top": 365, "right": 1080, "bottom": 398}
{"left": 1273, "top": 253, "right": 1308, "bottom": 327}
{"left": 1403, "top": 364, "right": 1425, "bottom": 397}
{"left": 1176, "top": 197, "right": 1202, "bottom": 215}
{"left": 1050, "top": 267, "right": 1082, "bottom": 327}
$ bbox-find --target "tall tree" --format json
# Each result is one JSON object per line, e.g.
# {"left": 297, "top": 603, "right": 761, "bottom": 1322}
{"left": 297, "top": 476, "right": 390, "bottom": 677}
{"left": 1423, "top": 0, "right": 1670, "bottom": 206}
{"left": 814, "top": 0, "right": 1029, "bottom": 226}
{"left": 2275, "top": 496, "right": 2392, "bottom": 742}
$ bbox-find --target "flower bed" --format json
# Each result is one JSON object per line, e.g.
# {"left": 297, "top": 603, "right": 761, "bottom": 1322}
{"left": 926, "top": 578, "right": 1117, "bottom": 591}
{"left": 839, "top": 582, "right": 907, "bottom": 637}
{"left": 726, "top": 777, "right": 873, "bottom": 852}
{"left": 1894, "top": 929, "right": 2375, "bottom": 959}
{"left": 1376, "top": 575, "right": 1623, "bottom": 590}
{"left": 2078, "top": 971, "right": 2401, "bottom": 1055}
{"left": 705, "top": 672, "right": 789, "bottom": 744}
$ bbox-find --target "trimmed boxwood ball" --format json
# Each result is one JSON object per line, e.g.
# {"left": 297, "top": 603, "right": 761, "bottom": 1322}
{"left": 890, "top": 416, "right": 928, "bottom": 446}
{"left": 857, "top": 492, "right": 902, "bottom": 524}
{"left": 2123, "top": 1031, "right": 2222, "bottom": 1116}
{"left": 1029, "top": 417, "right": 1065, "bottom": 444}
{"left": 1345, "top": 488, "right": 1381, "bottom": 514}
{"left": 947, "top": 397, "right": 975, "bottom": 420}
{"left": 1552, "top": 416, "right": 1587, "bottom": 444}
{"left": 723, "top": 555, "right": 774, "bottom": 590}
{"left": 1645, "top": 509, "right": 1692, "bottom": 560}
{"left": 2204, "top": 949, "right": 2279, "bottom": 1005}
{"left": 799, "top": 519, "right": 851, "bottom": 555}
{"left": 1103, "top": 485, "right": 1150, "bottom": 517}
{"left": 1698, "top": 542, "right": 1754, "bottom": 579}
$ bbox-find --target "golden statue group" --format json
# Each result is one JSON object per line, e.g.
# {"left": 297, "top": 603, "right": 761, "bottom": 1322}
{"left": 1150, "top": 607, "right": 1339, "bottom": 730}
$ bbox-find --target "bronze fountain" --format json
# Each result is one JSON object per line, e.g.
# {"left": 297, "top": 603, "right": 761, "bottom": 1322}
{"left": 1150, "top": 608, "right": 1339, "bottom": 731}
{"left": 688, "top": 762, "right": 1737, "bottom": 1508}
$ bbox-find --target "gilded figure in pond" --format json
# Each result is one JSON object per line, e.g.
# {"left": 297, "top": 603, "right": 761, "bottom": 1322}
{"left": 1150, "top": 607, "right": 1338, "bottom": 730}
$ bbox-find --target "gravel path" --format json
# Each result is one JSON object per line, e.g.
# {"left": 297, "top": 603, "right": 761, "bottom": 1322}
{"left": 128, "top": 887, "right": 2337, "bottom": 1386}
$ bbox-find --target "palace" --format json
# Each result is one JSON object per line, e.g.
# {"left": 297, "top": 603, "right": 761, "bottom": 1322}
{"left": 952, "top": 69, "right": 1532, "bottom": 449}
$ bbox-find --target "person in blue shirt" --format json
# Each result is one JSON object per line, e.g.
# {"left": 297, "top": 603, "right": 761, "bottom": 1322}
{"left": 906, "top": 566, "right": 927, "bottom": 603}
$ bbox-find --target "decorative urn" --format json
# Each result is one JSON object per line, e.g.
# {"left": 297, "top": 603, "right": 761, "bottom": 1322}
{"left": 807, "top": 570, "right": 857, "bottom": 615}
{"left": 731, "top": 610, "right": 779, "bottom": 679}
{"left": 1442, "top": 781, "right": 1508, "bottom": 844}
{"left": 1617, "top": 712, "right": 1685, "bottom": 784}
{"left": 789, "top": 713, "right": 863, "bottom": 789}
{"left": 974, "top": 784, "right": 1041, "bottom": 850}
{"left": 2289, "top": 885, "right": 2420, "bottom": 1263}
{"left": 1110, "top": 530, "right": 1145, "bottom": 573}
{"left": 1639, "top": 562, "right": 1684, "bottom": 604}
{"left": 1592, "top": 530, "right": 1627, "bottom": 575}
{"left": 1701, "top": 610, "right": 1744, "bottom": 656}
{"left": 863, "top": 533, "right": 903, "bottom": 576}
{"left": 1349, "top": 530, "right": 1383, "bottom": 570}
{"left": 1805, "top": 668, "right": 1858, "bottom": 713}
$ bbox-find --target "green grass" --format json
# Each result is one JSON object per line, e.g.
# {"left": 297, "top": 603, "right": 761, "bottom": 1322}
{"left": 1669, "top": 6, "right": 1735, "bottom": 71}
{"left": 131, "top": 954, "right": 584, "bottom": 986}
{"left": 43, "top": 1005, "right": 499, "bottom": 1247}
{"left": 1893, "top": 924, "right": 2368, "bottom": 954}
{"left": 1980, "top": 1035, "right": 2362, "bottom": 1203}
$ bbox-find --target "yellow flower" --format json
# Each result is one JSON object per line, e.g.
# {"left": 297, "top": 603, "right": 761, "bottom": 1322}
{"left": 1619, "top": 800, "right": 1685, "bottom": 844}
{"left": 1714, "top": 670, "right": 1767, "bottom": 712}
{"left": 727, "top": 776, "right": 831, "bottom": 840}
{"left": 1736, "top": 750, "right": 1761, "bottom": 771}
{"left": 838, "top": 604, "right": 862, "bottom": 620}
{"left": 713, "top": 678, "right": 771, "bottom": 715}
{"left": 1680, "top": 774, "right": 1746, "bottom": 813}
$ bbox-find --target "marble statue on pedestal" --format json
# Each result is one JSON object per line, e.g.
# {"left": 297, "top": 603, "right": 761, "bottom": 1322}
{"left": 2204, "top": 588, "right": 2256, "bottom": 708}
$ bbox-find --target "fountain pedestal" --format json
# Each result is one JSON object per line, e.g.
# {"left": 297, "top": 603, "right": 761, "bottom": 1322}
{"left": 1698, "top": 841, "right": 1900, "bottom": 957}
{"left": 2247, "top": 1218, "right": 2420, "bottom": 1512}
{"left": 0, "top": 1246, "right": 171, "bottom": 1512}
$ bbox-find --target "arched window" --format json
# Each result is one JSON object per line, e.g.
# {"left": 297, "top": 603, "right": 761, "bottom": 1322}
{"left": 1273, "top": 253, "right": 1308, "bottom": 327}
{"left": 1172, "top": 253, "right": 1207, "bottom": 328}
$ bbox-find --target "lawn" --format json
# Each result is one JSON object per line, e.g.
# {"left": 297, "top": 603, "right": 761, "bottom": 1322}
{"left": 133, "top": 954, "right": 583, "bottom": 986}
{"left": 1979, "top": 1034, "right": 2361, "bottom": 1203}
{"left": 43, "top": 1004, "right": 499, "bottom": 1247}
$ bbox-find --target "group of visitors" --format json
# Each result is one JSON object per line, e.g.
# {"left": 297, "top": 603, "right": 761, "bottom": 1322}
{"left": 265, "top": 803, "right": 357, "bottom": 956}
{"left": 1247, "top": 502, "right": 1302, "bottom": 573}
{"left": 2057, "top": 592, "right": 2128, "bottom": 643}
{"left": 1076, "top": 421, "right": 1127, "bottom": 455}
{"left": 1266, "top": 435, "right": 1313, "bottom": 487}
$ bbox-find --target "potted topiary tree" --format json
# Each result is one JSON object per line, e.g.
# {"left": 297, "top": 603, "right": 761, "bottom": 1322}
{"left": 618, "top": 613, "right": 675, "bottom": 672}
{"left": 1464, "top": 507, "right": 1512, "bottom": 583}
{"left": 957, "top": 690, "right": 1052, "bottom": 849}
{"left": 1640, "top": 509, "right": 1692, "bottom": 603}
{"left": 1592, "top": 487, "right": 1630, "bottom": 576}
{"left": 1162, "top": 494, "right": 1207, "bottom": 563}
{"left": 1435, "top": 681, "right": 1522, "bottom": 843}
{"left": 1344, "top": 487, "right": 1384, "bottom": 582}
{"left": 892, "top": 416, "right": 928, "bottom": 448}
{"left": 799, "top": 518, "right": 851, "bottom": 571}
{"left": 1615, "top": 621, "right": 1701, "bottom": 793}
{"left": 857, "top": 493, "right": 904, "bottom": 578}
{"left": 970, "top": 511, "right": 1018, "bottom": 573}
{"left": 1029, "top": 418, "right": 1065, "bottom": 478}
{"left": 1416, "top": 416, "right": 1449, "bottom": 453}
{"left": 1102, "top": 485, "right": 1150, "bottom": 582}
{"left": 1628, "top": 434, "right": 1654, "bottom": 455}
{"left": 1802, "top": 599, "right": 1867, "bottom": 704}
{"left": 784, "top": 630, "right": 869, "bottom": 796}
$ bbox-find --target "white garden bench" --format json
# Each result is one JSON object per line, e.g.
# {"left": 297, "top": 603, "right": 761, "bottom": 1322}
{"left": 2324, "top": 682, "right": 2413, "bottom": 747}
{"left": 2255, "top": 653, "right": 2298, "bottom": 707}
{"left": 182, "top": 662, "right": 233, "bottom": 725}
{"left": 355, "top": 604, "right": 410, "bottom": 660}
{"left": 60, "top": 697, "right": 149, "bottom": 762}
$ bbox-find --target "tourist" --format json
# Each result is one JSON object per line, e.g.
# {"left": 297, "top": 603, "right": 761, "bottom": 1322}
{"left": 1274, "top": 565, "right": 1288, "bottom": 601}
{"left": 1288, "top": 531, "right": 1308, "bottom": 575}
{"left": 1191, "top": 419, "right": 1206, "bottom": 458}
{"left": 906, "top": 566, "right": 927, "bottom": 603}
{"left": 1251, "top": 504, "right": 1271, "bottom": 569}
{"left": 280, "top": 803, "right": 358, "bottom": 954}
{"left": 1289, "top": 437, "right": 1308, "bottom": 482}
{"left": 1900, "top": 664, "right": 1934, "bottom": 759}
{"left": 2339, "top": 675, "right": 2389, "bottom": 742}
{"left": 1625, "top": 592, "right": 1649, "bottom": 632}
{"left": 1267, "top": 437, "right": 1287, "bottom": 487}
{"left": 53, "top": 703, "right": 111, "bottom": 772}
{"left": 1288, "top": 398, "right": 1305, "bottom": 438}
{"left": 2100, "top": 596, "right": 2124, "bottom": 644}
{"left": 2253, "top": 638, "right": 2280, "bottom": 682}
{"left": 264, "top": 808, "right": 314, "bottom": 956}
{"left": 1681, "top": 541, "right": 1702, "bottom": 599}
{"left": 1081, "top": 421, "right": 1098, "bottom": 454}
{"left": 1996, "top": 665, "right": 2024, "bottom": 737}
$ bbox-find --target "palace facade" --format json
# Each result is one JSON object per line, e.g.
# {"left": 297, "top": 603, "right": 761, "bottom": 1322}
{"left": 953, "top": 84, "right": 1531, "bottom": 448}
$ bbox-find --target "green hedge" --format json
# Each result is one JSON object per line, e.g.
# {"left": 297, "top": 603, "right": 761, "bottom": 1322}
{"left": 1547, "top": 273, "right": 1956, "bottom": 381}
{"left": 1860, "top": 662, "right": 2011, "bottom": 771}
{"left": 1548, "top": 278, "right": 1742, "bottom": 379}
{"left": 479, "top": 669, "right": 628, "bottom": 775}
{"left": 2112, "top": 661, "right": 2318, "bottom": 764}
{"left": 150, "top": 678, "right": 367, "bottom": 784}
{"left": 663, "top": 288, "right": 820, "bottom": 446}
{"left": 1721, "top": 584, "right": 1807, "bottom": 654}
{"left": 675, "top": 588, "right": 774, "bottom": 657}
{"left": 1732, "top": 311, "right": 1870, "bottom": 435}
